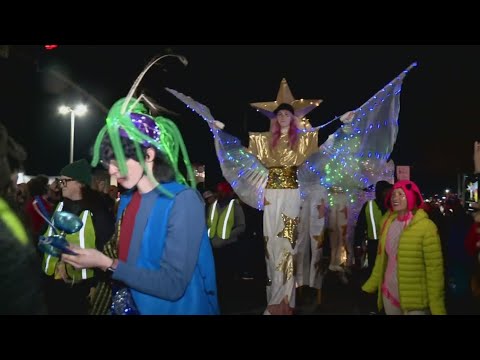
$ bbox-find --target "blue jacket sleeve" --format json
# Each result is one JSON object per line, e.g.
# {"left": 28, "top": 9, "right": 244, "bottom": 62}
{"left": 113, "top": 189, "right": 205, "bottom": 301}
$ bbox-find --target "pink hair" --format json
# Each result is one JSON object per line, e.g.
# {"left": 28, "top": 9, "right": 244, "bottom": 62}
{"left": 270, "top": 118, "right": 299, "bottom": 149}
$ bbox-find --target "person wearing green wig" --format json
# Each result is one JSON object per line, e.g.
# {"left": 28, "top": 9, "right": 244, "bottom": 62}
{"left": 62, "top": 55, "right": 219, "bottom": 315}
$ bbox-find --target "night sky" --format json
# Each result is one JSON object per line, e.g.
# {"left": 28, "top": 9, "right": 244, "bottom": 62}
{"left": 1, "top": 45, "right": 480, "bottom": 195}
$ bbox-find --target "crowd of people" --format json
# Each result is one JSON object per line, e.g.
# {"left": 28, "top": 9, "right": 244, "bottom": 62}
{"left": 3, "top": 56, "right": 480, "bottom": 316}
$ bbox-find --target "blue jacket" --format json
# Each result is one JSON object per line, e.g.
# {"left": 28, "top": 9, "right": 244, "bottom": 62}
{"left": 113, "top": 182, "right": 219, "bottom": 315}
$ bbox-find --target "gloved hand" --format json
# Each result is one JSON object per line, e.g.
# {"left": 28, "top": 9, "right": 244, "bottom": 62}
{"left": 213, "top": 120, "right": 225, "bottom": 130}
{"left": 340, "top": 111, "right": 355, "bottom": 124}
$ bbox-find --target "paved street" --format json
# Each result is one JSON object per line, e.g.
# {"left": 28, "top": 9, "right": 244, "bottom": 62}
{"left": 220, "top": 267, "right": 377, "bottom": 315}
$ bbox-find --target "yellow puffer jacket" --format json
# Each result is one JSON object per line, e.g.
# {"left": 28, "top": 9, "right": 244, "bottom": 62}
{"left": 362, "top": 209, "right": 446, "bottom": 315}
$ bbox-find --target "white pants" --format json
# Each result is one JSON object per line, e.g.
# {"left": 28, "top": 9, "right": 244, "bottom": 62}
{"left": 328, "top": 192, "right": 352, "bottom": 268}
{"left": 264, "top": 188, "right": 301, "bottom": 309}
{"left": 296, "top": 184, "right": 328, "bottom": 289}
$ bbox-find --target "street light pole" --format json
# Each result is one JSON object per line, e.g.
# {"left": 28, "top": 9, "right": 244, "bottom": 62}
{"left": 59, "top": 104, "right": 87, "bottom": 164}
{"left": 70, "top": 110, "right": 75, "bottom": 164}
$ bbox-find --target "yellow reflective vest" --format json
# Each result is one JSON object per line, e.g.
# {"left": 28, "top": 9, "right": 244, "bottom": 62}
{"left": 0, "top": 198, "right": 29, "bottom": 246}
{"left": 207, "top": 199, "right": 236, "bottom": 240}
{"left": 366, "top": 200, "right": 383, "bottom": 240}
{"left": 42, "top": 202, "right": 96, "bottom": 281}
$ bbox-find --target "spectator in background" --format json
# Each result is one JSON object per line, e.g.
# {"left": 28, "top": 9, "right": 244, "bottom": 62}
{"left": 41, "top": 159, "right": 115, "bottom": 315}
{"left": 362, "top": 180, "right": 446, "bottom": 315}
{"left": 354, "top": 181, "right": 393, "bottom": 276}
{"left": 25, "top": 175, "right": 54, "bottom": 245}
{"left": 0, "top": 122, "right": 47, "bottom": 314}
{"left": 92, "top": 169, "right": 116, "bottom": 217}
{"left": 202, "top": 190, "right": 217, "bottom": 206}
{"left": 442, "top": 197, "right": 473, "bottom": 313}
{"left": 16, "top": 183, "right": 29, "bottom": 208}
{"left": 207, "top": 182, "right": 245, "bottom": 312}
{"left": 238, "top": 198, "right": 265, "bottom": 282}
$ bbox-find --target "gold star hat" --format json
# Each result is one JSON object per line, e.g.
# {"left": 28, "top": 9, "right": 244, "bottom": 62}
{"left": 250, "top": 78, "right": 323, "bottom": 119}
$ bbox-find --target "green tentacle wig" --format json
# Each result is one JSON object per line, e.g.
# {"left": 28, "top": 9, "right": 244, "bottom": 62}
{"left": 90, "top": 55, "right": 195, "bottom": 197}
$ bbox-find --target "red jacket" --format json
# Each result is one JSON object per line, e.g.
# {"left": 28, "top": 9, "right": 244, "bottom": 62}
{"left": 25, "top": 197, "right": 53, "bottom": 235}
{"left": 465, "top": 222, "right": 480, "bottom": 257}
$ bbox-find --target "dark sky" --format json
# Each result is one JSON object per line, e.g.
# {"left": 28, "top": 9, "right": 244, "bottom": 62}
{"left": 1, "top": 45, "right": 480, "bottom": 195}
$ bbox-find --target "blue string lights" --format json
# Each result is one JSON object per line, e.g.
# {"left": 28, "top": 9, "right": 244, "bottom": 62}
{"left": 298, "top": 62, "right": 416, "bottom": 206}
{"left": 166, "top": 62, "right": 416, "bottom": 210}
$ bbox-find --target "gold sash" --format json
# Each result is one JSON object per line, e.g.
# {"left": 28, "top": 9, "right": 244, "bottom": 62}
{"left": 266, "top": 167, "right": 298, "bottom": 190}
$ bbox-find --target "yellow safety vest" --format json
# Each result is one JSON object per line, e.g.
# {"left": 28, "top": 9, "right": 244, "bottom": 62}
{"left": 42, "top": 202, "right": 96, "bottom": 281}
{"left": 366, "top": 200, "right": 382, "bottom": 240}
{"left": 0, "top": 198, "right": 29, "bottom": 246}
{"left": 207, "top": 199, "right": 236, "bottom": 240}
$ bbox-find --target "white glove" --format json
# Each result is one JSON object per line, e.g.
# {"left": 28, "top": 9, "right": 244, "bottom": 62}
{"left": 340, "top": 111, "right": 355, "bottom": 124}
{"left": 213, "top": 120, "right": 225, "bottom": 130}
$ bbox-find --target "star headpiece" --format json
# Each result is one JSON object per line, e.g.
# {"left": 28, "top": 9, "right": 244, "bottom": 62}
{"left": 250, "top": 78, "right": 323, "bottom": 119}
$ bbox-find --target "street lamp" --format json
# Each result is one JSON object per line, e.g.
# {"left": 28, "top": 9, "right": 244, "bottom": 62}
{"left": 58, "top": 104, "right": 88, "bottom": 163}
